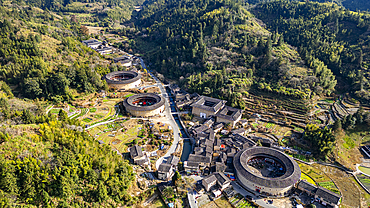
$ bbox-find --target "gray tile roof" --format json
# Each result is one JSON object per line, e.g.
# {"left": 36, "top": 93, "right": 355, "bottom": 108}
{"left": 203, "top": 174, "right": 217, "bottom": 184}
{"left": 82, "top": 39, "right": 101, "bottom": 46}
{"left": 184, "top": 161, "right": 200, "bottom": 168}
{"left": 216, "top": 106, "right": 243, "bottom": 121}
{"left": 215, "top": 162, "right": 226, "bottom": 172}
{"left": 233, "top": 147, "right": 301, "bottom": 189}
{"left": 130, "top": 145, "right": 143, "bottom": 158}
{"left": 213, "top": 123, "right": 224, "bottom": 130}
{"left": 232, "top": 128, "right": 246, "bottom": 135}
{"left": 232, "top": 134, "right": 256, "bottom": 147}
{"left": 316, "top": 187, "right": 341, "bottom": 205}
{"left": 298, "top": 180, "right": 317, "bottom": 193}
{"left": 214, "top": 172, "right": 230, "bottom": 185}
{"left": 191, "top": 96, "right": 226, "bottom": 113}
{"left": 158, "top": 163, "right": 172, "bottom": 173}
{"left": 166, "top": 155, "right": 179, "bottom": 166}
{"left": 188, "top": 154, "right": 212, "bottom": 164}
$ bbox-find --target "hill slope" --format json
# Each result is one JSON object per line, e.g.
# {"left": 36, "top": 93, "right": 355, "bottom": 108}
{"left": 246, "top": 0, "right": 370, "bottom": 12}
{"left": 254, "top": 0, "right": 370, "bottom": 103}
{"left": 133, "top": 0, "right": 336, "bottom": 109}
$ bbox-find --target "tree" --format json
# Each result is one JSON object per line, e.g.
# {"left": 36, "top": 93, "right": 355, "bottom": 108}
{"left": 333, "top": 119, "right": 342, "bottom": 132}
{"left": 80, "top": 26, "right": 89, "bottom": 36}
{"left": 172, "top": 171, "right": 181, "bottom": 186}
{"left": 22, "top": 109, "right": 35, "bottom": 124}
{"left": 58, "top": 109, "right": 68, "bottom": 121}
{"left": 304, "top": 124, "right": 336, "bottom": 158}
{"left": 278, "top": 35, "right": 284, "bottom": 46}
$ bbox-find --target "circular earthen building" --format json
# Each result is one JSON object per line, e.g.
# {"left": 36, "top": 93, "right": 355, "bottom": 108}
{"left": 123, "top": 93, "right": 165, "bottom": 117}
{"left": 104, "top": 71, "right": 141, "bottom": 90}
{"left": 233, "top": 146, "right": 301, "bottom": 197}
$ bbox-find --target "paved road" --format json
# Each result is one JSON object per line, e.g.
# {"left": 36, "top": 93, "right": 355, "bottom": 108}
{"left": 231, "top": 181, "right": 278, "bottom": 208}
{"left": 138, "top": 58, "right": 181, "bottom": 169}
{"left": 187, "top": 189, "right": 198, "bottom": 208}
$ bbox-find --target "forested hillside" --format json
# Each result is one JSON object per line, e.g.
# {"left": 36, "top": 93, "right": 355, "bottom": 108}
{"left": 0, "top": 5, "right": 112, "bottom": 102}
{"left": 254, "top": 0, "right": 370, "bottom": 103}
{"left": 0, "top": 120, "right": 135, "bottom": 207}
{"left": 246, "top": 0, "right": 370, "bottom": 12}
{"left": 19, "top": 0, "right": 143, "bottom": 24}
{"left": 132, "top": 0, "right": 336, "bottom": 108}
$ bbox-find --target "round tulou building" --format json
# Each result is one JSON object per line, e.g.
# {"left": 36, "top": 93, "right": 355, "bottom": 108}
{"left": 233, "top": 146, "right": 301, "bottom": 197}
{"left": 104, "top": 71, "right": 141, "bottom": 90}
{"left": 123, "top": 93, "right": 165, "bottom": 117}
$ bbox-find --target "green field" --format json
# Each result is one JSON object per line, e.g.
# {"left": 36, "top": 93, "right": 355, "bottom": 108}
{"left": 50, "top": 108, "right": 60, "bottom": 114}
{"left": 342, "top": 137, "right": 356, "bottom": 149}
{"left": 317, "top": 181, "right": 340, "bottom": 195}
{"left": 301, "top": 172, "right": 316, "bottom": 185}
{"left": 359, "top": 166, "right": 370, "bottom": 175}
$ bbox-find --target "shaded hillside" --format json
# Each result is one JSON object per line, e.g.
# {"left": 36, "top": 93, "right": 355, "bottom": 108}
{"left": 246, "top": 0, "right": 370, "bottom": 12}
{"left": 254, "top": 0, "right": 370, "bottom": 103}
{"left": 132, "top": 0, "right": 336, "bottom": 109}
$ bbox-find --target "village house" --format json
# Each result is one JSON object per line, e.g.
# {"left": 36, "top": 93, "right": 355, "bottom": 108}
{"left": 82, "top": 39, "right": 102, "bottom": 49}
{"left": 215, "top": 106, "right": 243, "bottom": 128}
{"left": 157, "top": 163, "right": 173, "bottom": 180}
{"left": 130, "top": 145, "right": 149, "bottom": 166}
{"left": 191, "top": 96, "right": 227, "bottom": 118}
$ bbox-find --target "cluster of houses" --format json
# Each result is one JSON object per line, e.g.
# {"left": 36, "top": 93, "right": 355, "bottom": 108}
{"left": 199, "top": 172, "right": 231, "bottom": 198}
{"left": 82, "top": 39, "right": 114, "bottom": 55}
{"left": 157, "top": 155, "right": 180, "bottom": 180}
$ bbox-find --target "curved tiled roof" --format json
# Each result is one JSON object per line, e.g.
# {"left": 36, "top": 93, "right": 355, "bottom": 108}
{"left": 104, "top": 71, "right": 141, "bottom": 84}
{"left": 123, "top": 93, "right": 165, "bottom": 111}
{"left": 234, "top": 146, "right": 301, "bottom": 189}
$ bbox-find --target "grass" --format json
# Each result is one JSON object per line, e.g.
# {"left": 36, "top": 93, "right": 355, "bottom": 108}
{"left": 342, "top": 137, "right": 356, "bottom": 149}
{"left": 50, "top": 108, "right": 60, "bottom": 114}
{"left": 90, "top": 108, "right": 97, "bottom": 113}
{"left": 124, "top": 93, "right": 134, "bottom": 98}
{"left": 214, "top": 196, "right": 233, "bottom": 208}
{"left": 298, "top": 162, "right": 331, "bottom": 183}
{"left": 359, "top": 166, "right": 370, "bottom": 175}
{"left": 301, "top": 172, "right": 316, "bottom": 185}
{"left": 82, "top": 117, "right": 92, "bottom": 123}
{"left": 148, "top": 197, "right": 166, "bottom": 208}
{"left": 318, "top": 181, "right": 340, "bottom": 195}
{"left": 357, "top": 174, "right": 370, "bottom": 191}
{"left": 265, "top": 123, "right": 275, "bottom": 129}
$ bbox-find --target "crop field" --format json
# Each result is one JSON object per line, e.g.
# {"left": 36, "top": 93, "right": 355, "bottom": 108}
{"left": 318, "top": 181, "right": 340, "bottom": 194}
{"left": 229, "top": 194, "right": 256, "bottom": 208}
{"left": 96, "top": 120, "right": 143, "bottom": 154}
{"left": 265, "top": 122, "right": 275, "bottom": 129}
{"left": 50, "top": 108, "right": 60, "bottom": 114}
{"left": 357, "top": 174, "right": 370, "bottom": 191}
{"left": 359, "top": 166, "right": 370, "bottom": 175}
{"left": 298, "top": 162, "right": 332, "bottom": 183}
{"left": 301, "top": 172, "right": 316, "bottom": 185}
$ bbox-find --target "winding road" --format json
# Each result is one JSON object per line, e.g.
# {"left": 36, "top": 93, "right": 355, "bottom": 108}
{"left": 138, "top": 58, "right": 181, "bottom": 169}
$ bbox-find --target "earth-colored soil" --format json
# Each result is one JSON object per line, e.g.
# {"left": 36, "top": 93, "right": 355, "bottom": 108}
{"left": 312, "top": 164, "right": 363, "bottom": 208}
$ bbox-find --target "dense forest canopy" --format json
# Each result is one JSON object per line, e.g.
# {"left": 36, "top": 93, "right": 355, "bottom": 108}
{"left": 246, "top": 0, "right": 370, "bottom": 12}
{"left": 131, "top": 0, "right": 337, "bottom": 109}
{"left": 18, "top": 0, "right": 143, "bottom": 24}
{"left": 0, "top": 5, "right": 116, "bottom": 102}
{"left": 0, "top": 120, "right": 135, "bottom": 207}
{"left": 254, "top": 0, "right": 370, "bottom": 103}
